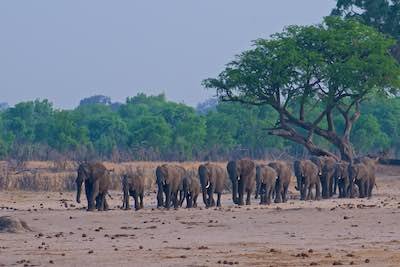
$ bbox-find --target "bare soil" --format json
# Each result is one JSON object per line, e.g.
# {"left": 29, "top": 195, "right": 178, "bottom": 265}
{"left": 0, "top": 166, "right": 400, "bottom": 266}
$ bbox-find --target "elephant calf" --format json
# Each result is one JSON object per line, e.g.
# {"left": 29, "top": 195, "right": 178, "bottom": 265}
{"left": 76, "top": 162, "right": 111, "bottom": 212}
{"left": 256, "top": 165, "right": 277, "bottom": 205}
{"left": 121, "top": 172, "right": 144, "bottom": 211}
{"left": 181, "top": 174, "right": 200, "bottom": 208}
{"left": 294, "top": 160, "right": 320, "bottom": 201}
{"left": 198, "top": 163, "right": 226, "bottom": 207}
{"left": 268, "top": 161, "right": 291, "bottom": 203}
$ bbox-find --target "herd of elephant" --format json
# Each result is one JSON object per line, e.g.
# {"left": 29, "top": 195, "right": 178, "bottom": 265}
{"left": 75, "top": 156, "right": 377, "bottom": 211}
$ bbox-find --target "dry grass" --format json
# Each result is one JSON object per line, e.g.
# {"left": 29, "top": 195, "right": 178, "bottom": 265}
{"left": 0, "top": 161, "right": 226, "bottom": 192}
{"left": 1, "top": 160, "right": 396, "bottom": 192}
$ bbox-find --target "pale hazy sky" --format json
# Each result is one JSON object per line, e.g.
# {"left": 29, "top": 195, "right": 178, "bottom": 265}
{"left": 0, "top": 1, "right": 335, "bottom": 109}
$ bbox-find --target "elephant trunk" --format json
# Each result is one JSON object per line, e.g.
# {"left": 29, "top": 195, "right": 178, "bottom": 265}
{"left": 295, "top": 175, "right": 302, "bottom": 191}
{"left": 76, "top": 180, "right": 83, "bottom": 203}
{"left": 231, "top": 179, "right": 238, "bottom": 205}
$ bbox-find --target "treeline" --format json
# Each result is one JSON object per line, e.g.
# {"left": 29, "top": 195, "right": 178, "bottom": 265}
{"left": 0, "top": 93, "right": 399, "bottom": 162}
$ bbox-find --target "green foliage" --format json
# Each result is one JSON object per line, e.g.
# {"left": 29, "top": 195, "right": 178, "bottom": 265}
{"left": 1, "top": 94, "right": 400, "bottom": 160}
{"left": 332, "top": 0, "right": 400, "bottom": 39}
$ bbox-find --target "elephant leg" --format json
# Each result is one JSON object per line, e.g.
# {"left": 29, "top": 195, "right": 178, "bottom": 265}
{"left": 133, "top": 192, "right": 140, "bottom": 211}
{"left": 100, "top": 193, "right": 107, "bottom": 211}
{"left": 140, "top": 193, "right": 144, "bottom": 209}
{"left": 103, "top": 196, "right": 109, "bottom": 211}
{"left": 238, "top": 179, "right": 245, "bottom": 206}
{"left": 89, "top": 182, "right": 99, "bottom": 211}
{"left": 320, "top": 177, "right": 328, "bottom": 199}
{"left": 208, "top": 185, "right": 215, "bottom": 207}
{"left": 84, "top": 181, "right": 93, "bottom": 211}
{"left": 358, "top": 181, "right": 365, "bottom": 198}
{"left": 123, "top": 189, "right": 130, "bottom": 210}
{"left": 157, "top": 187, "right": 164, "bottom": 209}
{"left": 179, "top": 190, "right": 184, "bottom": 207}
{"left": 329, "top": 176, "right": 334, "bottom": 197}
{"left": 186, "top": 193, "right": 193, "bottom": 208}
{"left": 364, "top": 180, "right": 370, "bottom": 199}
{"left": 305, "top": 183, "right": 311, "bottom": 200}
{"left": 314, "top": 182, "right": 319, "bottom": 200}
{"left": 333, "top": 176, "right": 338, "bottom": 195}
{"left": 282, "top": 184, "right": 289, "bottom": 202}
{"left": 300, "top": 182, "right": 305, "bottom": 200}
{"left": 274, "top": 179, "right": 282, "bottom": 203}
{"left": 266, "top": 186, "right": 272, "bottom": 205}
{"left": 216, "top": 193, "right": 221, "bottom": 207}
{"left": 165, "top": 185, "right": 171, "bottom": 210}
{"left": 193, "top": 195, "right": 198, "bottom": 208}
{"left": 173, "top": 191, "right": 179, "bottom": 210}
{"left": 246, "top": 189, "right": 251, "bottom": 205}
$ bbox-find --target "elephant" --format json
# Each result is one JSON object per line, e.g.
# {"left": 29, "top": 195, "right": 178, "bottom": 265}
{"left": 76, "top": 162, "right": 111, "bottom": 212}
{"left": 198, "top": 163, "right": 226, "bottom": 207}
{"left": 334, "top": 161, "right": 351, "bottom": 198}
{"left": 181, "top": 173, "right": 200, "bottom": 208}
{"left": 348, "top": 162, "right": 375, "bottom": 198}
{"left": 121, "top": 172, "right": 144, "bottom": 211}
{"left": 268, "top": 161, "right": 291, "bottom": 203}
{"left": 156, "top": 164, "right": 185, "bottom": 209}
{"left": 256, "top": 164, "right": 277, "bottom": 205}
{"left": 227, "top": 159, "right": 256, "bottom": 206}
{"left": 310, "top": 156, "right": 337, "bottom": 198}
{"left": 294, "top": 160, "right": 321, "bottom": 200}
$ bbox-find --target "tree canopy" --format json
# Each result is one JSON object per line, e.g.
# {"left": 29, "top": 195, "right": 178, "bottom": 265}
{"left": 203, "top": 17, "right": 400, "bottom": 161}
{"left": 332, "top": 0, "right": 400, "bottom": 61}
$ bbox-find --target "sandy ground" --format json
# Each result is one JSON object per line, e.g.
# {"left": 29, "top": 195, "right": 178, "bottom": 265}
{"left": 1, "top": 172, "right": 400, "bottom": 266}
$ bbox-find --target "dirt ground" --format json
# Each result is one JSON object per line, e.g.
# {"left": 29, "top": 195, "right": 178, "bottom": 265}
{"left": 1, "top": 167, "right": 400, "bottom": 266}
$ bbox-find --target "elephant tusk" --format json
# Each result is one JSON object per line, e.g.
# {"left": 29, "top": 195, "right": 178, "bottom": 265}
{"left": 206, "top": 181, "right": 210, "bottom": 189}
{"left": 238, "top": 177, "right": 241, "bottom": 181}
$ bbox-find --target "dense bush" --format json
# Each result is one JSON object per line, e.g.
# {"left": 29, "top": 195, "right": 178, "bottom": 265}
{"left": 0, "top": 94, "right": 399, "bottom": 161}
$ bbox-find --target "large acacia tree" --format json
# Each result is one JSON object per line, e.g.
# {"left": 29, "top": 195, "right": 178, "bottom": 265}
{"left": 203, "top": 17, "right": 400, "bottom": 161}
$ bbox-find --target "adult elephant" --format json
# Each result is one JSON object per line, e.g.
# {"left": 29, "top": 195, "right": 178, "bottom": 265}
{"left": 76, "top": 162, "right": 111, "bottom": 212}
{"left": 268, "top": 161, "right": 291, "bottom": 203}
{"left": 334, "top": 161, "right": 350, "bottom": 198}
{"left": 156, "top": 164, "right": 185, "bottom": 209}
{"left": 310, "top": 156, "right": 337, "bottom": 199}
{"left": 227, "top": 159, "right": 256, "bottom": 206}
{"left": 294, "top": 160, "right": 320, "bottom": 201}
{"left": 348, "top": 162, "right": 375, "bottom": 198}
{"left": 198, "top": 163, "right": 226, "bottom": 207}
{"left": 256, "top": 164, "right": 277, "bottom": 205}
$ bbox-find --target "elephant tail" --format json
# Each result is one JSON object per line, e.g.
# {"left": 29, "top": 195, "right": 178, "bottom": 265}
{"left": 107, "top": 192, "right": 114, "bottom": 200}
{"left": 374, "top": 182, "right": 378, "bottom": 190}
